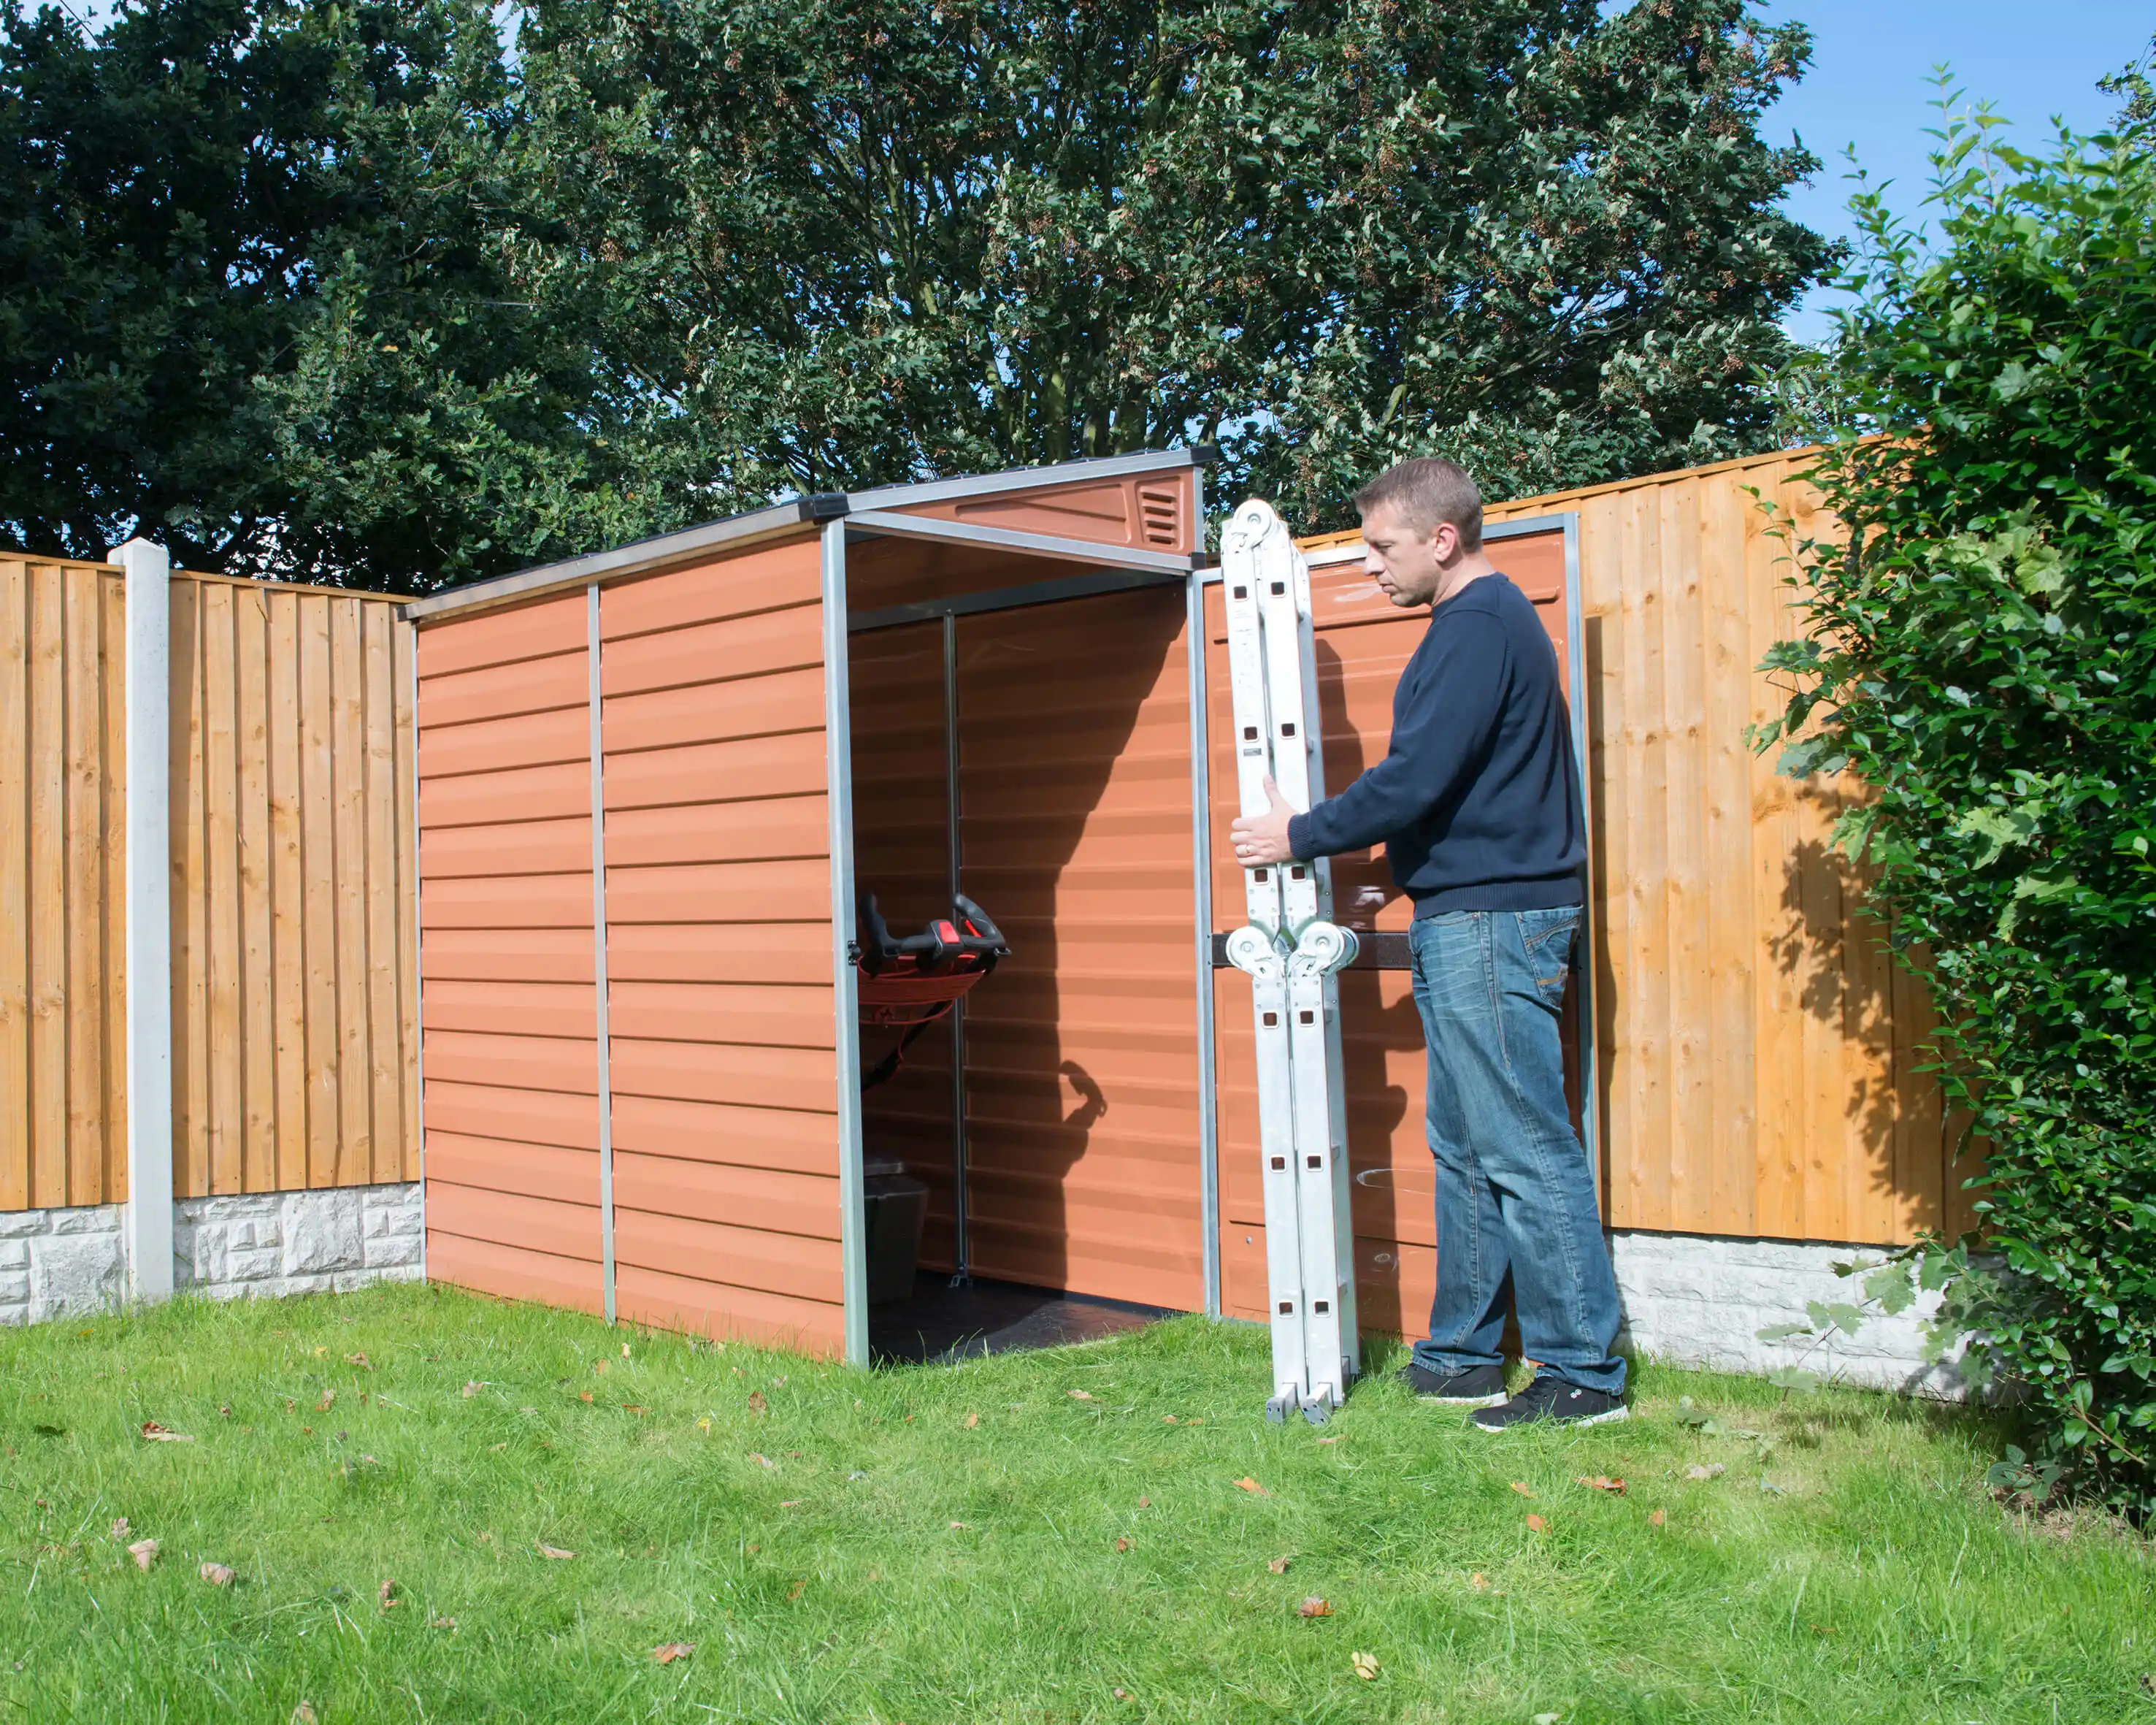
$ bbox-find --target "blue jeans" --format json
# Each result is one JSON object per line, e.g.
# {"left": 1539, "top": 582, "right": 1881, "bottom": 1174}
{"left": 1405, "top": 908, "right": 1625, "bottom": 1395}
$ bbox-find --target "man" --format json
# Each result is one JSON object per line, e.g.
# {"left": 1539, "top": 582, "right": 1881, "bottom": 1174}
{"left": 1229, "top": 456, "right": 1626, "bottom": 1430}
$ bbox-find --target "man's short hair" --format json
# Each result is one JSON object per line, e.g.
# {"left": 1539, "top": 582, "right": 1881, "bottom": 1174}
{"left": 1353, "top": 457, "right": 1484, "bottom": 551}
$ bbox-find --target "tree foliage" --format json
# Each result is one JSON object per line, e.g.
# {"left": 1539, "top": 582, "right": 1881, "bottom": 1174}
{"left": 1756, "top": 104, "right": 2156, "bottom": 1515}
{"left": 3, "top": 0, "right": 1832, "bottom": 590}
{"left": 0, "top": 0, "right": 694, "bottom": 588}
{"left": 521, "top": 0, "right": 1835, "bottom": 529}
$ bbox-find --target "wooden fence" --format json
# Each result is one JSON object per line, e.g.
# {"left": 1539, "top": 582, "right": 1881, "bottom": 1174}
{"left": 0, "top": 555, "right": 417, "bottom": 1211}
{"left": 3, "top": 444, "right": 1963, "bottom": 1253}
{"left": 1484, "top": 448, "right": 1968, "bottom": 1247}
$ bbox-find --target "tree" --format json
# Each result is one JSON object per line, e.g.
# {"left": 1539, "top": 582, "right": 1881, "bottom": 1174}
{"left": 0, "top": 0, "right": 695, "bottom": 589}
{"left": 2101, "top": 34, "right": 2154, "bottom": 126}
{"left": 517, "top": 0, "right": 1837, "bottom": 531}
{"left": 3, "top": 0, "right": 1833, "bottom": 589}
{"left": 1756, "top": 103, "right": 2156, "bottom": 1515}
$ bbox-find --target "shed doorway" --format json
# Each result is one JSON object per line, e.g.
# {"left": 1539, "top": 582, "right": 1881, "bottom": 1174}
{"left": 845, "top": 564, "right": 1206, "bottom": 1361}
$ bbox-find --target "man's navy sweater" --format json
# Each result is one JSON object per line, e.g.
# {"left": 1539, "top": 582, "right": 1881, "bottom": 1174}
{"left": 1285, "top": 572, "right": 1584, "bottom": 915}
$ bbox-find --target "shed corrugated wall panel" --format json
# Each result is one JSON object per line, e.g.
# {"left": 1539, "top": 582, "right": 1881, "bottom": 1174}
{"left": 1205, "top": 532, "right": 1577, "bottom": 1327}
{"left": 418, "top": 591, "right": 603, "bottom": 1312}
{"left": 597, "top": 537, "right": 845, "bottom": 1356}
{"left": 955, "top": 586, "right": 1202, "bottom": 1310}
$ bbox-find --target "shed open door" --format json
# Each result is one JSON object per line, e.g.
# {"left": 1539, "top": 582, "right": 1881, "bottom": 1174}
{"left": 1206, "top": 515, "right": 1591, "bottom": 1336}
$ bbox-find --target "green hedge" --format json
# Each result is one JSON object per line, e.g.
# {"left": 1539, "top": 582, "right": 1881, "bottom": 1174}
{"left": 1757, "top": 109, "right": 2156, "bottom": 1516}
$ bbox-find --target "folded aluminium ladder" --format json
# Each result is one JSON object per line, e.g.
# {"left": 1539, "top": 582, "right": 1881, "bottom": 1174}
{"left": 1219, "top": 499, "right": 1359, "bottom": 1423}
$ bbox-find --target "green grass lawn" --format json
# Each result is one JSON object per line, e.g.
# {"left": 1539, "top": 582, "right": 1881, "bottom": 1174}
{"left": 1, "top": 1284, "right": 2150, "bottom": 1724}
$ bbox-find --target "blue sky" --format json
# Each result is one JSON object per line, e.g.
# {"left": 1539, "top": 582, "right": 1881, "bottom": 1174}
{"left": 1757, "top": 1, "right": 2151, "bottom": 343}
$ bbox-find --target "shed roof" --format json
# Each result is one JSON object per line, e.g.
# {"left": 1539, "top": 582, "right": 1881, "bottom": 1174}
{"left": 401, "top": 446, "right": 1216, "bottom": 625}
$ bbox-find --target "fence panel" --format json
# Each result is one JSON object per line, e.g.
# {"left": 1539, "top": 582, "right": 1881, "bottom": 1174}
{"left": 0, "top": 556, "right": 417, "bottom": 1212}
{"left": 1484, "top": 450, "right": 1956, "bottom": 1246}
{"left": 0, "top": 558, "right": 128, "bottom": 1211}
{"left": 168, "top": 572, "right": 418, "bottom": 1200}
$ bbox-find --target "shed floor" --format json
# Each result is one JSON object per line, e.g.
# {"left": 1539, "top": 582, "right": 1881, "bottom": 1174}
{"left": 870, "top": 1274, "right": 1167, "bottom": 1366}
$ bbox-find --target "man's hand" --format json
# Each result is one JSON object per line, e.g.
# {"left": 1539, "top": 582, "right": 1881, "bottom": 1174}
{"left": 1231, "top": 776, "right": 1300, "bottom": 868}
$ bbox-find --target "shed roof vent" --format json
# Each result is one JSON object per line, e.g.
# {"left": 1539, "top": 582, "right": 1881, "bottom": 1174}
{"left": 1138, "top": 483, "right": 1181, "bottom": 548}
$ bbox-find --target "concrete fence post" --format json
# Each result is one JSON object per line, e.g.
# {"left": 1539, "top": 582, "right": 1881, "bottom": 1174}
{"left": 117, "top": 538, "right": 173, "bottom": 1302}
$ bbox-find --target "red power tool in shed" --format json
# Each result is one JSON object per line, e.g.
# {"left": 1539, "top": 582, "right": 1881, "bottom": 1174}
{"left": 853, "top": 894, "right": 1010, "bottom": 1095}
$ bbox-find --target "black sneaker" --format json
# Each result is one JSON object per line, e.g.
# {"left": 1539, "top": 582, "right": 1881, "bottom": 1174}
{"left": 1470, "top": 1374, "right": 1629, "bottom": 1431}
{"left": 1395, "top": 1362, "right": 1509, "bottom": 1406}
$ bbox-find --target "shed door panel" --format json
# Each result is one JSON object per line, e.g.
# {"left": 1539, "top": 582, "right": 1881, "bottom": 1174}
{"left": 850, "top": 621, "right": 961, "bottom": 1271}
{"left": 418, "top": 592, "right": 605, "bottom": 1315}
{"left": 596, "top": 538, "right": 845, "bottom": 1356}
{"left": 1207, "top": 531, "right": 1584, "bottom": 1331}
{"left": 956, "top": 587, "right": 1203, "bottom": 1310}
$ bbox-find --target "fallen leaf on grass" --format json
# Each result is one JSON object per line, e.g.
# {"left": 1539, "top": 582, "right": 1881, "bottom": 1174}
{"left": 695, "top": 1417, "right": 712, "bottom": 1434}
{"left": 620, "top": 1343, "right": 631, "bottom": 1359}
{"left": 779, "top": 1499, "right": 803, "bottom": 1509}
{"left": 749, "top": 1453, "right": 775, "bottom": 1469}
{"left": 1510, "top": 1482, "right": 1535, "bottom": 1497}
{"left": 377, "top": 1578, "right": 399, "bottom": 1613}
{"left": 1684, "top": 1464, "right": 1725, "bottom": 1482}
{"left": 948, "top": 1521, "right": 970, "bottom": 1531}
{"left": 140, "top": 1422, "right": 193, "bottom": 1443}
{"left": 1112, "top": 1688, "right": 1133, "bottom": 1702}
{"left": 199, "top": 1561, "right": 234, "bottom": 1586}
{"left": 1351, "top": 1651, "right": 1380, "bottom": 1681}
{"left": 1532, "top": 1714, "right": 1561, "bottom": 1724}
{"left": 1235, "top": 1477, "right": 1269, "bottom": 1497}
{"left": 1316, "top": 1435, "right": 1340, "bottom": 1445}
{"left": 787, "top": 1580, "right": 806, "bottom": 1600}
{"left": 110, "top": 1518, "right": 128, "bottom": 1540}
{"left": 462, "top": 1381, "right": 480, "bottom": 1399}
{"left": 1648, "top": 1509, "right": 1666, "bottom": 1527}
{"left": 593, "top": 1360, "right": 608, "bottom": 1376}
{"left": 430, "top": 1617, "right": 456, "bottom": 1630}
{"left": 535, "top": 1542, "right": 575, "bottom": 1561}
{"left": 1525, "top": 1514, "right": 1547, "bottom": 1533}
{"left": 748, "top": 1391, "right": 767, "bottom": 1415}
{"left": 1469, "top": 1572, "right": 1487, "bottom": 1590}
{"left": 1137, "top": 1496, "right": 1149, "bottom": 1509}
{"left": 1113, "top": 1537, "right": 1130, "bottom": 1553}
{"left": 1297, "top": 1596, "right": 1332, "bottom": 1618}
{"left": 1576, "top": 1476, "right": 1627, "bottom": 1494}
{"left": 1064, "top": 1389, "right": 1095, "bottom": 1402}
{"left": 1267, "top": 1556, "right": 1290, "bottom": 1574}
{"left": 578, "top": 1391, "right": 594, "bottom": 1404}
{"left": 488, "top": 1442, "right": 507, "bottom": 1453}
{"left": 293, "top": 1706, "right": 318, "bottom": 1724}
{"left": 315, "top": 1391, "right": 334, "bottom": 1414}
{"left": 1162, "top": 1415, "right": 1178, "bottom": 1424}
{"left": 651, "top": 1642, "right": 694, "bottom": 1664}
{"left": 346, "top": 1353, "right": 371, "bottom": 1370}
{"left": 964, "top": 1412, "right": 979, "bottom": 1429}
{"left": 622, "top": 1404, "right": 648, "bottom": 1415}
{"left": 127, "top": 1538, "right": 158, "bottom": 1571}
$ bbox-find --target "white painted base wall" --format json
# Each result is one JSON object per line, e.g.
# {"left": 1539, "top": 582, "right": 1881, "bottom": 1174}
{"left": 1, "top": 1193, "right": 1963, "bottom": 1400}
{"left": 1611, "top": 1228, "right": 1965, "bottom": 1397}
{"left": 0, "top": 1183, "right": 422, "bottom": 1326}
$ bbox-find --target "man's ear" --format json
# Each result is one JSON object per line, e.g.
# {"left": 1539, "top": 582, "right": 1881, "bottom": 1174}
{"left": 1430, "top": 520, "right": 1458, "bottom": 565}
